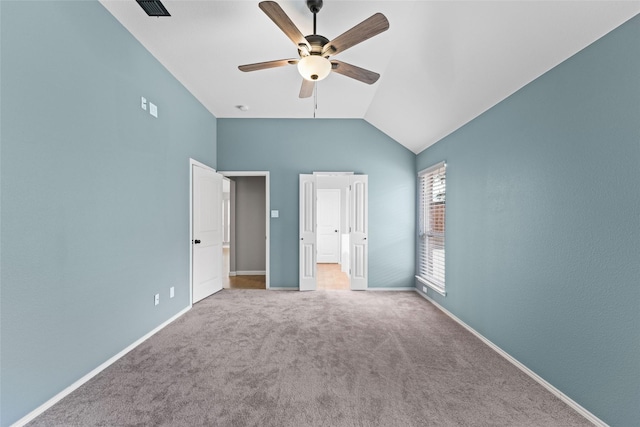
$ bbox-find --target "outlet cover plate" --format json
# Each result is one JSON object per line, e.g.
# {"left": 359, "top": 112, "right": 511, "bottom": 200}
{"left": 154, "top": 294, "right": 160, "bottom": 306}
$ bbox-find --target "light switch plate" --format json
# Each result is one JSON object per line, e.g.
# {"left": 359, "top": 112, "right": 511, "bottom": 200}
{"left": 271, "top": 210, "right": 279, "bottom": 218}
{"left": 149, "top": 102, "right": 158, "bottom": 118}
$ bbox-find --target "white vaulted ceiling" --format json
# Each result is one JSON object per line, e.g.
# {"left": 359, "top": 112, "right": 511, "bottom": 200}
{"left": 100, "top": 0, "right": 639, "bottom": 154}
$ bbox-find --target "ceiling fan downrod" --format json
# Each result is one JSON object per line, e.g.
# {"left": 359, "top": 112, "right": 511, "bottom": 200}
{"left": 306, "top": 0, "right": 323, "bottom": 35}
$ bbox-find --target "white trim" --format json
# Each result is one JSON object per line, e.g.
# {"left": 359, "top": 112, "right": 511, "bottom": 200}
{"left": 415, "top": 276, "right": 446, "bottom": 296}
{"left": 235, "top": 270, "right": 266, "bottom": 276}
{"left": 228, "top": 271, "right": 237, "bottom": 277}
{"left": 413, "top": 288, "right": 607, "bottom": 427}
{"left": 219, "top": 171, "right": 270, "bottom": 290}
{"left": 269, "top": 286, "right": 299, "bottom": 291}
{"left": 367, "top": 287, "right": 415, "bottom": 291}
{"left": 12, "top": 306, "right": 190, "bottom": 427}
{"left": 312, "top": 171, "right": 354, "bottom": 176}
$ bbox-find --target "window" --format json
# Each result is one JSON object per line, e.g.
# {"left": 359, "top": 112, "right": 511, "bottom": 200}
{"left": 417, "top": 162, "right": 446, "bottom": 295}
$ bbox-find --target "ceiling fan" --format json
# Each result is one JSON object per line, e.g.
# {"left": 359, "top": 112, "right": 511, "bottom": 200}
{"left": 238, "top": 0, "right": 389, "bottom": 98}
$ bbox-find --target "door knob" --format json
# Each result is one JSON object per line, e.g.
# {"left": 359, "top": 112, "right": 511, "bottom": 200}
{"left": 193, "top": 239, "right": 201, "bottom": 244}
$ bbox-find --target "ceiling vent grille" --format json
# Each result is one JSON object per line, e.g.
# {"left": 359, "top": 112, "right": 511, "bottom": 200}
{"left": 136, "top": 0, "right": 171, "bottom": 17}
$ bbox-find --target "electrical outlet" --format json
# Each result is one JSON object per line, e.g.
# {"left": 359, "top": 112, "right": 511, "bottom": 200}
{"left": 423, "top": 286, "right": 428, "bottom": 294}
{"left": 141, "top": 96, "right": 147, "bottom": 111}
{"left": 154, "top": 294, "right": 160, "bottom": 306}
{"left": 170, "top": 287, "right": 175, "bottom": 298}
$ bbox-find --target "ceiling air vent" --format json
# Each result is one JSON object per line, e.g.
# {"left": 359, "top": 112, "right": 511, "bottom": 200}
{"left": 136, "top": 0, "right": 171, "bottom": 17}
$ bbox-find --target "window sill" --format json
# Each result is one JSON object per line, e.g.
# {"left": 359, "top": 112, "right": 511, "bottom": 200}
{"left": 415, "top": 275, "right": 446, "bottom": 296}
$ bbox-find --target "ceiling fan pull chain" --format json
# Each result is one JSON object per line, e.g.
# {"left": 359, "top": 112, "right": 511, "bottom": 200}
{"left": 314, "top": 83, "right": 318, "bottom": 118}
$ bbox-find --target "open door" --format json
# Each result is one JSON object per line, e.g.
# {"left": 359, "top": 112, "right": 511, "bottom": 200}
{"left": 192, "top": 164, "right": 223, "bottom": 303}
{"left": 349, "top": 175, "right": 368, "bottom": 290}
{"left": 299, "top": 174, "right": 317, "bottom": 291}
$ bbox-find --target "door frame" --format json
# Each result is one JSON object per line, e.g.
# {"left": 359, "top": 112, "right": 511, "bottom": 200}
{"left": 218, "top": 171, "right": 271, "bottom": 289}
{"left": 189, "top": 158, "right": 220, "bottom": 306}
{"left": 300, "top": 172, "right": 368, "bottom": 291}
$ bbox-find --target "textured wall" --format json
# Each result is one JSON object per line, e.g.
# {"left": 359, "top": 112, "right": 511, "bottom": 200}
{"left": 217, "top": 119, "right": 416, "bottom": 289}
{"left": 416, "top": 15, "right": 640, "bottom": 426}
{"left": 0, "top": 1, "right": 216, "bottom": 425}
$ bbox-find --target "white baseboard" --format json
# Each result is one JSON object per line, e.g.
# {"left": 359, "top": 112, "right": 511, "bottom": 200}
{"left": 228, "top": 271, "right": 237, "bottom": 277}
{"left": 12, "top": 306, "right": 191, "bottom": 427}
{"left": 413, "top": 289, "right": 606, "bottom": 427}
{"left": 270, "top": 286, "right": 298, "bottom": 291}
{"left": 236, "top": 270, "right": 266, "bottom": 276}
{"left": 367, "top": 287, "right": 415, "bottom": 291}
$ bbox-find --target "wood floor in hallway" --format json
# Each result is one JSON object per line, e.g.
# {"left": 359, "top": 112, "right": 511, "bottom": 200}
{"left": 223, "top": 247, "right": 266, "bottom": 289}
{"left": 223, "top": 248, "right": 349, "bottom": 290}
{"left": 317, "top": 263, "right": 350, "bottom": 290}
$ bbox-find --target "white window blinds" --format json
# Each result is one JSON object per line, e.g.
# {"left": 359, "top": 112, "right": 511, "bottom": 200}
{"left": 418, "top": 162, "right": 446, "bottom": 294}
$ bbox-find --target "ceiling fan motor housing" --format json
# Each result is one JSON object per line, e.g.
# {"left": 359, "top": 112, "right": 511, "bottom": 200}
{"left": 299, "top": 34, "right": 329, "bottom": 56}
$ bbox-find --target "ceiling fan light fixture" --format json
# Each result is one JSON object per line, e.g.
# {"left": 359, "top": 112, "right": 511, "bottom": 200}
{"left": 297, "top": 55, "right": 331, "bottom": 81}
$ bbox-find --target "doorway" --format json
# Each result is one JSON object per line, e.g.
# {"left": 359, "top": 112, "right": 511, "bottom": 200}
{"left": 316, "top": 179, "right": 349, "bottom": 290}
{"left": 220, "top": 171, "right": 270, "bottom": 289}
{"left": 299, "top": 172, "right": 368, "bottom": 291}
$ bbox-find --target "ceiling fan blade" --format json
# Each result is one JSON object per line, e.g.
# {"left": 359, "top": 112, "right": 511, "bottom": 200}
{"left": 259, "top": 1, "right": 310, "bottom": 50}
{"left": 322, "top": 13, "right": 389, "bottom": 57}
{"left": 331, "top": 60, "right": 380, "bottom": 85}
{"left": 238, "top": 59, "right": 298, "bottom": 72}
{"left": 299, "top": 79, "right": 315, "bottom": 98}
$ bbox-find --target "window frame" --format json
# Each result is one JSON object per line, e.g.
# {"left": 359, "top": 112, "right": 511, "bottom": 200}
{"left": 416, "top": 161, "right": 447, "bottom": 296}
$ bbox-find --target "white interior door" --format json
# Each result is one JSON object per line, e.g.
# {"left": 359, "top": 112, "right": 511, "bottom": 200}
{"left": 317, "top": 189, "right": 341, "bottom": 263}
{"left": 299, "top": 174, "right": 317, "bottom": 291}
{"left": 192, "top": 165, "right": 223, "bottom": 303}
{"left": 350, "top": 175, "right": 368, "bottom": 290}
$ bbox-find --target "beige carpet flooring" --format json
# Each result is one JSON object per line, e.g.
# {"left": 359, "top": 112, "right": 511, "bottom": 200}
{"left": 29, "top": 290, "right": 590, "bottom": 426}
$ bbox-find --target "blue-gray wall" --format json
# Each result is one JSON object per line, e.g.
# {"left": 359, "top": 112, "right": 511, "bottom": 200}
{"left": 217, "top": 119, "right": 416, "bottom": 289}
{"left": 0, "top": 1, "right": 216, "bottom": 425}
{"left": 416, "top": 15, "right": 639, "bottom": 426}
